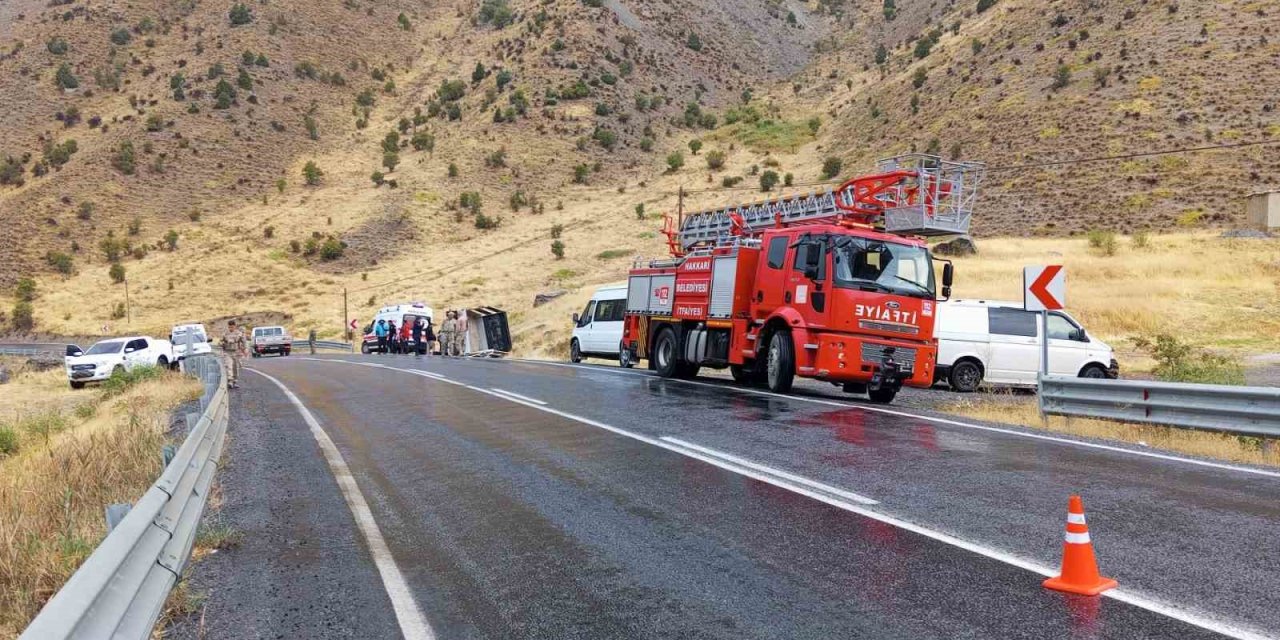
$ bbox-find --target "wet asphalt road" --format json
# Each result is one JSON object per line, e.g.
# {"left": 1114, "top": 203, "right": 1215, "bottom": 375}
{"left": 181, "top": 354, "right": 1279, "bottom": 639}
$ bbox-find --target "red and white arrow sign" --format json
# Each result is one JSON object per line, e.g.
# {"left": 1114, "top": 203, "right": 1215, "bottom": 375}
{"left": 1024, "top": 265, "right": 1065, "bottom": 311}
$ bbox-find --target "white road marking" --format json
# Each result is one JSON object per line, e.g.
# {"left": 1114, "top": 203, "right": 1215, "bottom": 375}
{"left": 299, "top": 358, "right": 1274, "bottom": 640}
{"left": 247, "top": 368, "right": 436, "bottom": 640}
{"left": 660, "top": 437, "right": 878, "bottom": 505}
{"left": 488, "top": 388, "right": 547, "bottom": 405}
{"left": 515, "top": 359, "right": 1280, "bottom": 481}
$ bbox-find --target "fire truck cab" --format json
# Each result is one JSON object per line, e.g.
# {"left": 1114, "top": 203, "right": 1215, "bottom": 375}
{"left": 622, "top": 154, "right": 980, "bottom": 404}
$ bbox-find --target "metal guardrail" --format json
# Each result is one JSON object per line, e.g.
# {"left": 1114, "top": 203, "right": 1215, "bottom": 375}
{"left": 1039, "top": 375, "right": 1280, "bottom": 438}
{"left": 0, "top": 345, "right": 62, "bottom": 358}
{"left": 20, "top": 355, "right": 229, "bottom": 640}
{"left": 310, "top": 339, "right": 354, "bottom": 351}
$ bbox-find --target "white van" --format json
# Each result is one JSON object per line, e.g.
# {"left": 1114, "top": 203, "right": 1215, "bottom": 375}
{"left": 571, "top": 284, "right": 629, "bottom": 366}
{"left": 935, "top": 300, "right": 1117, "bottom": 391}
{"left": 170, "top": 323, "right": 212, "bottom": 361}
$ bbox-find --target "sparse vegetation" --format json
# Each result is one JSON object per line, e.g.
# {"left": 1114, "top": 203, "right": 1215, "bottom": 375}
{"left": 666, "top": 152, "right": 685, "bottom": 173}
{"left": 54, "top": 63, "right": 79, "bottom": 90}
{"left": 302, "top": 161, "right": 323, "bottom": 185}
{"left": 821, "top": 157, "right": 843, "bottom": 180}
{"left": 551, "top": 239, "right": 565, "bottom": 259}
{"left": 1133, "top": 334, "right": 1245, "bottom": 385}
{"left": 229, "top": 3, "right": 253, "bottom": 26}
{"left": 759, "top": 170, "right": 780, "bottom": 192}
{"left": 1086, "top": 229, "right": 1117, "bottom": 256}
{"left": 108, "top": 263, "right": 126, "bottom": 284}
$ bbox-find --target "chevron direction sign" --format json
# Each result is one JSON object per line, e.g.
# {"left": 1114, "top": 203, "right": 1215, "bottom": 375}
{"left": 1024, "top": 265, "right": 1065, "bottom": 311}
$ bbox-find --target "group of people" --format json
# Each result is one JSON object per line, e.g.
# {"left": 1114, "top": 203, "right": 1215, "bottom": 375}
{"left": 372, "top": 310, "right": 466, "bottom": 357}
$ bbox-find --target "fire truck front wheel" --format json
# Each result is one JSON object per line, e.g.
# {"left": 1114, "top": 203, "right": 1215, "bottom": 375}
{"left": 765, "top": 330, "right": 796, "bottom": 393}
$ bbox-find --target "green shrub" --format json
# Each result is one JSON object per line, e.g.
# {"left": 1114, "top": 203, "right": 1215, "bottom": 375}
{"left": 46, "top": 251, "right": 73, "bottom": 275}
{"left": 1086, "top": 229, "right": 1117, "bottom": 256}
{"left": 15, "top": 278, "right": 36, "bottom": 302}
{"left": 550, "top": 224, "right": 564, "bottom": 239}
{"left": 474, "top": 212, "right": 501, "bottom": 229}
{"left": 573, "top": 163, "right": 590, "bottom": 184}
{"left": 759, "top": 170, "right": 779, "bottom": 191}
{"left": 110, "top": 28, "right": 132, "bottom": 46}
{"left": 821, "top": 156, "right": 843, "bottom": 180}
{"left": 229, "top": 3, "right": 253, "bottom": 25}
{"left": 319, "top": 237, "right": 344, "bottom": 260}
{"left": 302, "top": 161, "right": 323, "bottom": 185}
{"left": 164, "top": 229, "right": 179, "bottom": 250}
{"left": 666, "top": 152, "right": 684, "bottom": 173}
{"left": 11, "top": 301, "right": 34, "bottom": 332}
{"left": 912, "top": 67, "right": 927, "bottom": 89}
{"left": 596, "top": 249, "right": 630, "bottom": 260}
{"left": 1132, "top": 334, "right": 1245, "bottom": 385}
{"left": 113, "top": 141, "right": 136, "bottom": 175}
{"left": 551, "top": 239, "right": 565, "bottom": 259}
{"left": 478, "top": 0, "right": 514, "bottom": 27}
{"left": 1131, "top": 230, "right": 1150, "bottom": 249}
{"left": 101, "top": 364, "right": 164, "bottom": 396}
{"left": 1051, "top": 64, "right": 1072, "bottom": 90}
{"left": 47, "top": 38, "right": 69, "bottom": 55}
{"left": 109, "top": 263, "right": 126, "bottom": 283}
{"left": 382, "top": 151, "right": 400, "bottom": 172}
{"left": 0, "top": 426, "right": 18, "bottom": 455}
{"left": 55, "top": 63, "right": 79, "bottom": 89}
{"left": 688, "top": 139, "right": 703, "bottom": 155}
{"left": 977, "top": 0, "right": 997, "bottom": 12}
{"left": 686, "top": 33, "right": 702, "bottom": 51}
{"left": 411, "top": 131, "right": 434, "bottom": 152}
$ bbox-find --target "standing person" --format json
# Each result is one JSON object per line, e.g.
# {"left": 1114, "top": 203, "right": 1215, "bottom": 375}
{"left": 220, "top": 320, "right": 248, "bottom": 388}
{"left": 424, "top": 317, "right": 437, "bottom": 356}
{"left": 451, "top": 310, "right": 467, "bottom": 357}
{"left": 438, "top": 311, "right": 455, "bottom": 357}
{"left": 374, "top": 319, "right": 389, "bottom": 354}
{"left": 387, "top": 320, "right": 399, "bottom": 354}
{"left": 411, "top": 317, "right": 425, "bottom": 357}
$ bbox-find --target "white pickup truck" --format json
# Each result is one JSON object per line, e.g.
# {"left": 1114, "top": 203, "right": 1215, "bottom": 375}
{"left": 65, "top": 336, "right": 175, "bottom": 389}
{"left": 251, "top": 326, "right": 292, "bottom": 357}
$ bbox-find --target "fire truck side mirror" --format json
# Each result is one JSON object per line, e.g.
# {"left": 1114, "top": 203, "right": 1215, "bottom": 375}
{"left": 942, "top": 262, "right": 954, "bottom": 288}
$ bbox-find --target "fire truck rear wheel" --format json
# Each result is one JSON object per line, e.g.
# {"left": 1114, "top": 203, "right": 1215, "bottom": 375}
{"left": 570, "top": 339, "right": 583, "bottom": 363}
{"left": 765, "top": 330, "right": 796, "bottom": 393}
{"left": 653, "top": 328, "right": 680, "bottom": 378}
{"left": 868, "top": 387, "right": 898, "bottom": 404}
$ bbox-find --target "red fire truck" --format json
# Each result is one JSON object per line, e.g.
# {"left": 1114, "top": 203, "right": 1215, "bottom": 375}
{"left": 621, "top": 154, "right": 983, "bottom": 404}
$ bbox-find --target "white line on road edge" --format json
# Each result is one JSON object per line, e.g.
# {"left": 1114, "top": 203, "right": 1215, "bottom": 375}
{"left": 315, "top": 358, "right": 1272, "bottom": 640}
{"left": 660, "top": 437, "right": 878, "bottom": 505}
{"left": 248, "top": 368, "right": 436, "bottom": 640}
{"left": 513, "top": 359, "right": 1280, "bottom": 481}
{"left": 489, "top": 388, "right": 547, "bottom": 405}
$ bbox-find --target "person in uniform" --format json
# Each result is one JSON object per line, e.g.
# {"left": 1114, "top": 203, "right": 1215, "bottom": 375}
{"left": 220, "top": 320, "right": 248, "bottom": 388}
{"left": 437, "top": 312, "right": 454, "bottom": 357}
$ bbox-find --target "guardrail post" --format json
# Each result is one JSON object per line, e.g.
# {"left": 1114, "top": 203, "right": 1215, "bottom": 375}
{"left": 104, "top": 503, "right": 132, "bottom": 532}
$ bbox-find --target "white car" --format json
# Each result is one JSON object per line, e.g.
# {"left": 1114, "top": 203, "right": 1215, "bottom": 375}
{"left": 170, "top": 323, "right": 212, "bottom": 360}
{"left": 934, "top": 300, "right": 1118, "bottom": 392}
{"left": 571, "top": 284, "right": 629, "bottom": 366}
{"left": 65, "top": 336, "right": 175, "bottom": 389}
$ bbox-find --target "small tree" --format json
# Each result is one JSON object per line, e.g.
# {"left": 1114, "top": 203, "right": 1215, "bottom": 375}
{"left": 666, "top": 151, "right": 685, "bottom": 173}
{"left": 688, "top": 139, "right": 703, "bottom": 155}
{"left": 874, "top": 43, "right": 888, "bottom": 65}
{"left": 276, "top": 178, "right": 286, "bottom": 193}
{"left": 302, "top": 161, "right": 323, "bottom": 185}
{"left": 319, "top": 237, "right": 344, "bottom": 260}
{"left": 705, "top": 150, "right": 727, "bottom": 170}
{"left": 11, "top": 301, "right": 34, "bottom": 332}
{"left": 371, "top": 171, "right": 385, "bottom": 186}
{"left": 237, "top": 69, "right": 253, "bottom": 91}
{"left": 821, "top": 156, "right": 843, "bottom": 180}
{"left": 784, "top": 172, "right": 794, "bottom": 187}
{"left": 397, "top": 13, "right": 412, "bottom": 30}
{"left": 573, "top": 163, "right": 590, "bottom": 184}
{"left": 15, "top": 278, "right": 36, "bottom": 302}
{"left": 229, "top": 3, "right": 253, "bottom": 25}
{"left": 759, "top": 170, "right": 780, "bottom": 191}
{"left": 383, "top": 151, "right": 400, "bottom": 172}
{"left": 912, "top": 67, "right": 927, "bottom": 89}
{"left": 635, "top": 203, "right": 645, "bottom": 220}
{"left": 55, "top": 63, "right": 79, "bottom": 89}
{"left": 551, "top": 239, "right": 565, "bottom": 259}
{"left": 550, "top": 224, "right": 564, "bottom": 239}
{"left": 686, "top": 33, "right": 703, "bottom": 51}
{"left": 304, "top": 115, "right": 319, "bottom": 140}
{"left": 77, "top": 201, "right": 95, "bottom": 220}
{"left": 411, "top": 131, "right": 435, "bottom": 152}
{"left": 164, "top": 229, "right": 179, "bottom": 250}
{"left": 448, "top": 163, "right": 459, "bottom": 178}
{"left": 108, "top": 263, "right": 126, "bottom": 284}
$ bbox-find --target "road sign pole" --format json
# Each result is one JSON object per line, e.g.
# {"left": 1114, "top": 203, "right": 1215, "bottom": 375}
{"left": 1040, "top": 309, "right": 1049, "bottom": 423}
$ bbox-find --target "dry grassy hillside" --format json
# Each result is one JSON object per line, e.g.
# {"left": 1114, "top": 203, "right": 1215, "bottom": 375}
{"left": 790, "top": 0, "right": 1280, "bottom": 234}
{"left": 4, "top": 0, "right": 1278, "bottom": 360}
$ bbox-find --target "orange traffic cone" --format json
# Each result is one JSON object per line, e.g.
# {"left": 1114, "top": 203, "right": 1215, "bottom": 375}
{"left": 1043, "top": 495, "right": 1118, "bottom": 596}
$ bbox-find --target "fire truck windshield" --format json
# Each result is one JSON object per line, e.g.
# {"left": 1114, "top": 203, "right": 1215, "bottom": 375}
{"left": 832, "top": 239, "right": 936, "bottom": 299}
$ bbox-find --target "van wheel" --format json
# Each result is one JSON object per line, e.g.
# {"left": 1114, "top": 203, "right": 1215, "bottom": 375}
{"left": 570, "top": 339, "right": 583, "bottom": 363}
{"left": 157, "top": 356, "right": 169, "bottom": 369}
{"left": 653, "top": 328, "right": 680, "bottom": 378}
{"left": 949, "top": 360, "right": 983, "bottom": 392}
{"left": 765, "top": 330, "right": 795, "bottom": 393}
{"left": 1079, "top": 364, "right": 1108, "bottom": 379}
{"left": 868, "top": 387, "right": 898, "bottom": 404}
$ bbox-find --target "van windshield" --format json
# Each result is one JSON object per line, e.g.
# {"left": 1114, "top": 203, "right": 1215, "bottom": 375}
{"left": 832, "top": 239, "right": 936, "bottom": 299}
{"left": 86, "top": 340, "right": 126, "bottom": 355}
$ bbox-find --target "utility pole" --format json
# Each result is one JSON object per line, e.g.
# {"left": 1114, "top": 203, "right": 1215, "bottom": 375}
{"left": 342, "top": 287, "right": 350, "bottom": 349}
{"left": 677, "top": 185, "right": 685, "bottom": 229}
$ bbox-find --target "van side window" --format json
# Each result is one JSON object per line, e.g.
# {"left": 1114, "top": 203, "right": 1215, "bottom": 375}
{"left": 766, "top": 237, "right": 788, "bottom": 269}
{"left": 604, "top": 299, "right": 625, "bottom": 321}
{"left": 988, "top": 307, "right": 1037, "bottom": 337}
{"left": 1047, "top": 313, "right": 1080, "bottom": 340}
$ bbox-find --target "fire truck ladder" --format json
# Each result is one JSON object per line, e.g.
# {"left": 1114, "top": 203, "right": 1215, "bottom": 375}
{"left": 666, "top": 154, "right": 984, "bottom": 255}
